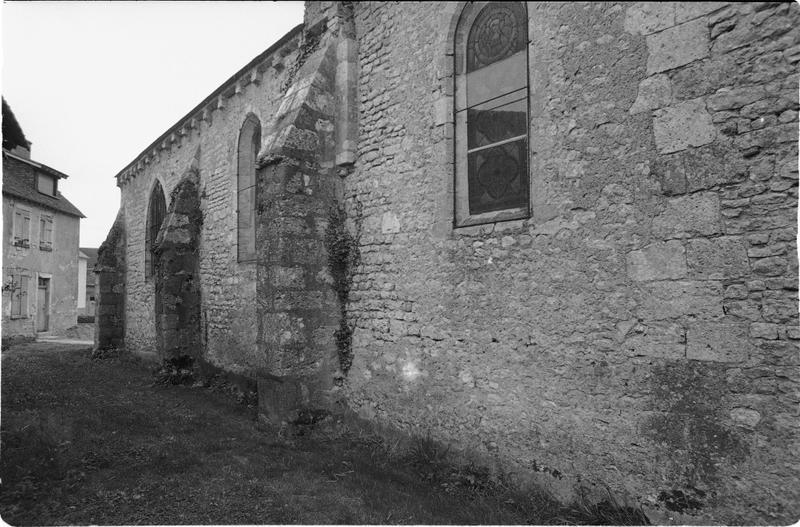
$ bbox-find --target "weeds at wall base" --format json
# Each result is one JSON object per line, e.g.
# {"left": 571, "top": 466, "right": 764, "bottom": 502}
{"left": 304, "top": 417, "right": 651, "bottom": 526}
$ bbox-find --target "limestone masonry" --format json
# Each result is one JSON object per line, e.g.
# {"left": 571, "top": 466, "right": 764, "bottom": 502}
{"left": 99, "top": 2, "right": 799, "bottom": 523}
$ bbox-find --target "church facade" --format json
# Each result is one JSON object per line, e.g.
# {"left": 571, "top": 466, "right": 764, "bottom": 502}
{"left": 98, "top": 3, "right": 800, "bottom": 523}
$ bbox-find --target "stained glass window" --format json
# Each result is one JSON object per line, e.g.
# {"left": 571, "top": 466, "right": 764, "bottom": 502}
{"left": 466, "top": 2, "right": 527, "bottom": 73}
{"left": 455, "top": 2, "right": 529, "bottom": 224}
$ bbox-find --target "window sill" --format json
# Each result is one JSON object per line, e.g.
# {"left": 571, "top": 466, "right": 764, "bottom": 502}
{"left": 12, "top": 241, "right": 30, "bottom": 248}
{"left": 9, "top": 315, "right": 28, "bottom": 320}
{"left": 39, "top": 245, "right": 53, "bottom": 252}
{"left": 454, "top": 207, "right": 529, "bottom": 229}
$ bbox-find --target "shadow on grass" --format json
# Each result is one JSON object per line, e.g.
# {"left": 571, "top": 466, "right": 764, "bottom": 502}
{"left": 1, "top": 343, "right": 650, "bottom": 525}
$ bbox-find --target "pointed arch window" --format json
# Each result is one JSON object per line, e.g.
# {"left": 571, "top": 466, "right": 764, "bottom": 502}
{"left": 454, "top": 2, "right": 530, "bottom": 226}
{"left": 237, "top": 114, "right": 261, "bottom": 262}
{"left": 145, "top": 180, "right": 167, "bottom": 279}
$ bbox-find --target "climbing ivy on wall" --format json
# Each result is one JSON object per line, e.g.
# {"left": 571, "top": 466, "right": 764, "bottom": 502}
{"left": 324, "top": 203, "right": 360, "bottom": 375}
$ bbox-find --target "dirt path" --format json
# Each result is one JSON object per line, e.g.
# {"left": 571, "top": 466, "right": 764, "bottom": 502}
{"left": 0, "top": 342, "right": 645, "bottom": 525}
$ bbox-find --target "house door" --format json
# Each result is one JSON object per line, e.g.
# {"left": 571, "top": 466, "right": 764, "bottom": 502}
{"left": 37, "top": 277, "right": 50, "bottom": 332}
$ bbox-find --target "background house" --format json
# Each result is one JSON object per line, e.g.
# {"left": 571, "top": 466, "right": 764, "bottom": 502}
{"left": 78, "top": 248, "right": 98, "bottom": 317}
{"left": 2, "top": 98, "right": 85, "bottom": 342}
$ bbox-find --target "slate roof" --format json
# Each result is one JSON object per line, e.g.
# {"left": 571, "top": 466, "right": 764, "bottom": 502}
{"left": 2, "top": 150, "right": 85, "bottom": 218}
{"left": 2, "top": 98, "right": 29, "bottom": 151}
{"left": 80, "top": 247, "right": 99, "bottom": 285}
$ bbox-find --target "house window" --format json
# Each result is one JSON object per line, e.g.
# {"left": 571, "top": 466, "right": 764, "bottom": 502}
{"left": 237, "top": 114, "right": 261, "bottom": 262}
{"left": 145, "top": 180, "right": 167, "bottom": 279}
{"left": 12, "top": 207, "right": 31, "bottom": 247}
{"left": 39, "top": 215, "right": 54, "bottom": 251}
{"left": 454, "top": 1, "right": 530, "bottom": 227}
{"left": 9, "top": 272, "right": 29, "bottom": 318}
{"left": 36, "top": 173, "right": 57, "bottom": 196}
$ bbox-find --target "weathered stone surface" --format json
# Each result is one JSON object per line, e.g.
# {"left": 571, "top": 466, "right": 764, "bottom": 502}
{"left": 686, "top": 236, "right": 750, "bottom": 279}
{"left": 627, "top": 241, "right": 687, "bottom": 281}
{"left": 707, "top": 86, "right": 766, "bottom": 112}
{"left": 653, "top": 153, "right": 687, "bottom": 195}
{"left": 687, "top": 323, "right": 751, "bottom": 362}
{"left": 636, "top": 280, "right": 723, "bottom": 320}
{"left": 752, "top": 256, "right": 788, "bottom": 277}
{"left": 675, "top": 2, "right": 727, "bottom": 24}
{"left": 750, "top": 322, "right": 779, "bottom": 340}
{"left": 761, "top": 292, "right": 799, "bottom": 323}
{"left": 653, "top": 99, "right": 716, "bottom": 153}
{"left": 682, "top": 143, "right": 747, "bottom": 191}
{"left": 624, "top": 3, "right": 675, "bottom": 35}
{"left": 652, "top": 192, "right": 721, "bottom": 238}
{"left": 646, "top": 18, "right": 710, "bottom": 74}
{"left": 381, "top": 211, "right": 400, "bottom": 234}
{"left": 624, "top": 322, "right": 685, "bottom": 359}
{"left": 94, "top": 210, "right": 126, "bottom": 351}
{"left": 629, "top": 74, "right": 673, "bottom": 114}
{"left": 730, "top": 407, "right": 761, "bottom": 428}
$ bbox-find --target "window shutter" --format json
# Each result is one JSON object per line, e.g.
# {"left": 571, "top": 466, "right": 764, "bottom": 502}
{"left": 14, "top": 212, "right": 21, "bottom": 240}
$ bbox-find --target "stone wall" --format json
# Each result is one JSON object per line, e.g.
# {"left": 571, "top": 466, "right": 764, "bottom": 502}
{"left": 101, "top": 1, "right": 798, "bottom": 522}
{"left": 94, "top": 209, "right": 126, "bottom": 350}
{"left": 255, "top": 1, "right": 357, "bottom": 418}
{"left": 153, "top": 168, "right": 202, "bottom": 359}
{"left": 115, "top": 28, "right": 303, "bottom": 372}
{"left": 342, "top": 2, "right": 798, "bottom": 524}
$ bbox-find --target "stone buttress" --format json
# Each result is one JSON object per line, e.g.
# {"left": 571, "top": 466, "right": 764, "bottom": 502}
{"left": 255, "top": 2, "right": 358, "bottom": 423}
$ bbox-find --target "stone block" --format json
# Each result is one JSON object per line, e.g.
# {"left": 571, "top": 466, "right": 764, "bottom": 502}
{"left": 750, "top": 322, "right": 779, "bottom": 340}
{"left": 752, "top": 256, "right": 788, "bottom": 277}
{"left": 629, "top": 74, "right": 673, "bottom": 114}
{"left": 682, "top": 143, "right": 746, "bottom": 191}
{"left": 730, "top": 407, "right": 761, "bottom": 428}
{"left": 637, "top": 280, "right": 723, "bottom": 320}
{"left": 624, "top": 2, "right": 675, "bottom": 35}
{"left": 381, "top": 211, "right": 400, "bottom": 234}
{"left": 724, "top": 284, "right": 749, "bottom": 299}
{"left": 653, "top": 99, "right": 716, "bottom": 154}
{"left": 761, "top": 293, "right": 798, "bottom": 323}
{"left": 624, "top": 322, "right": 685, "bottom": 359}
{"left": 627, "top": 240, "right": 687, "bottom": 281}
{"left": 686, "top": 236, "right": 750, "bottom": 279}
{"left": 734, "top": 123, "right": 798, "bottom": 153}
{"left": 646, "top": 19, "right": 710, "bottom": 74}
{"left": 675, "top": 3, "right": 727, "bottom": 24}
{"left": 652, "top": 192, "right": 721, "bottom": 238}
{"left": 273, "top": 290, "right": 326, "bottom": 311}
{"left": 687, "top": 323, "right": 751, "bottom": 362}
{"left": 653, "top": 154, "right": 687, "bottom": 195}
{"left": 272, "top": 266, "right": 306, "bottom": 289}
{"left": 707, "top": 86, "right": 766, "bottom": 112}
{"left": 722, "top": 299, "right": 763, "bottom": 321}
{"left": 747, "top": 244, "right": 787, "bottom": 258}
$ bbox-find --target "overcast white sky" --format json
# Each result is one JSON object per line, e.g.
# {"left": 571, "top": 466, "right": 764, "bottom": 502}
{"left": 2, "top": 1, "right": 304, "bottom": 248}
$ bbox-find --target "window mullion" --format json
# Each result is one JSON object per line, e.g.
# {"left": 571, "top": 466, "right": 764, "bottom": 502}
{"left": 467, "top": 134, "right": 527, "bottom": 154}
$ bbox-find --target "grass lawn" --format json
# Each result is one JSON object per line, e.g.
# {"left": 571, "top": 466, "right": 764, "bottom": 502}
{"left": 0, "top": 342, "right": 647, "bottom": 525}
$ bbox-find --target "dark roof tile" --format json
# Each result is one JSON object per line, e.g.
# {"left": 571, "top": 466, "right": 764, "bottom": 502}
{"left": 2, "top": 151, "right": 85, "bottom": 218}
